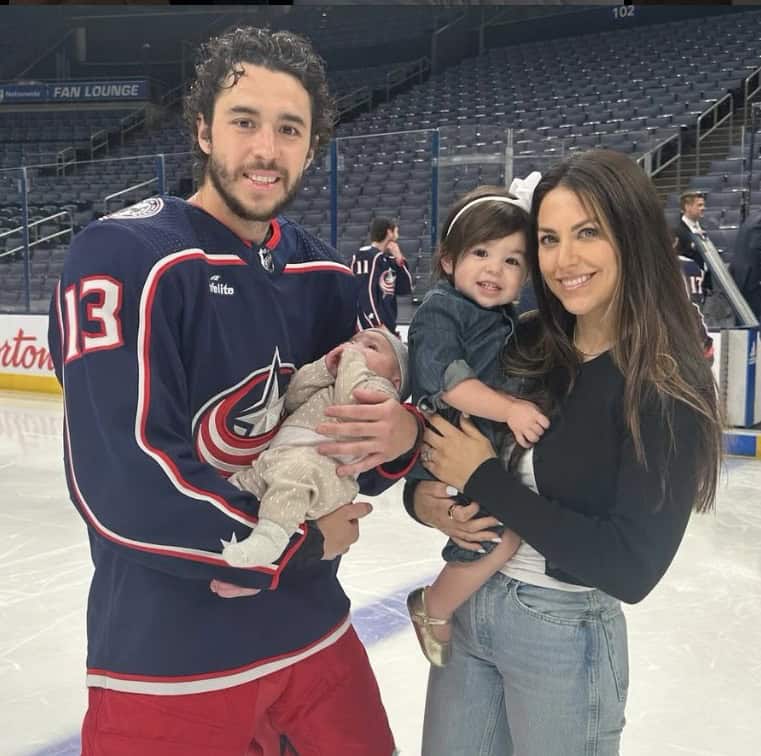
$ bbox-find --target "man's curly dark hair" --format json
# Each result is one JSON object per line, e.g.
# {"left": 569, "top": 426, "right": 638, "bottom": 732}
{"left": 183, "top": 26, "right": 337, "bottom": 185}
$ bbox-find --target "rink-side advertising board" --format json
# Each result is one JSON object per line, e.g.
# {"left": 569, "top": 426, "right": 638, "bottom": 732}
{"left": 0, "top": 315, "right": 759, "bottom": 457}
{"left": 719, "top": 327, "right": 761, "bottom": 430}
{"left": 0, "top": 314, "right": 60, "bottom": 394}
{"left": 723, "top": 429, "right": 761, "bottom": 458}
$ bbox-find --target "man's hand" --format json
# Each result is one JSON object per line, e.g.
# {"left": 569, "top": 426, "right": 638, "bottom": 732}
{"left": 315, "top": 389, "right": 418, "bottom": 477}
{"left": 210, "top": 500, "right": 373, "bottom": 594}
{"left": 317, "top": 501, "right": 373, "bottom": 559}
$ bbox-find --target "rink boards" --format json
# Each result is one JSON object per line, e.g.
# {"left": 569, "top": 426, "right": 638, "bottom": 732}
{"left": 2, "top": 314, "right": 759, "bottom": 456}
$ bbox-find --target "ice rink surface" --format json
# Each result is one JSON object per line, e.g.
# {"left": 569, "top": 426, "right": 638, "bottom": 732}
{"left": 1, "top": 389, "right": 759, "bottom": 755}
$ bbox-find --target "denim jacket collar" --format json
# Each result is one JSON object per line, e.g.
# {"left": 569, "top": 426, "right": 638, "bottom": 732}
{"left": 432, "top": 278, "right": 516, "bottom": 329}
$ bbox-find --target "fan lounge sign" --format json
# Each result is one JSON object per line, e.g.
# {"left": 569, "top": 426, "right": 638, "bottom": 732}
{"left": 0, "top": 80, "right": 147, "bottom": 104}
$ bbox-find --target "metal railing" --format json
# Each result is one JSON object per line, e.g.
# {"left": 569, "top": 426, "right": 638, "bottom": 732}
{"left": 695, "top": 93, "right": 734, "bottom": 173}
{"left": 431, "top": 11, "right": 468, "bottom": 74}
{"left": 103, "top": 177, "right": 158, "bottom": 214}
{"left": 56, "top": 146, "right": 76, "bottom": 177}
{"left": 160, "top": 82, "right": 186, "bottom": 109}
{"left": 383, "top": 57, "right": 430, "bottom": 101}
{"left": 335, "top": 87, "right": 372, "bottom": 121}
{"left": 13, "top": 29, "right": 77, "bottom": 81}
{"left": 744, "top": 101, "right": 761, "bottom": 211}
{"left": 0, "top": 210, "right": 73, "bottom": 261}
{"left": 743, "top": 64, "right": 761, "bottom": 125}
{"left": 640, "top": 132, "right": 682, "bottom": 179}
{"left": 90, "top": 128, "right": 109, "bottom": 160}
{"left": 120, "top": 108, "right": 146, "bottom": 145}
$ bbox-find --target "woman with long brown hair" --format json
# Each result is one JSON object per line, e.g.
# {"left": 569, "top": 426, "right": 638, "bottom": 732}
{"left": 406, "top": 149, "right": 722, "bottom": 755}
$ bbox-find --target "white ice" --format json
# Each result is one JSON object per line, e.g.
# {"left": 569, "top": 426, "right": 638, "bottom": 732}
{"left": 0, "top": 390, "right": 759, "bottom": 755}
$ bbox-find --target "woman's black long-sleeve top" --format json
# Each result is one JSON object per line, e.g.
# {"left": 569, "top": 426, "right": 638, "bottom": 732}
{"left": 405, "top": 352, "right": 703, "bottom": 604}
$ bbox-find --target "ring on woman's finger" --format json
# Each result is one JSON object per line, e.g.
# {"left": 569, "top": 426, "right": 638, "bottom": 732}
{"left": 421, "top": 446, "right": 434, "bottom": 463}
{"left": 447, "top": 503, "right": 457, "bottom": 520}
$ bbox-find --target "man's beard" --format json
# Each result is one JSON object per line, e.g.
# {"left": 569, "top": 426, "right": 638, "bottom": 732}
{"left": 207, "top": 155, "right": 304, "bottom": 223}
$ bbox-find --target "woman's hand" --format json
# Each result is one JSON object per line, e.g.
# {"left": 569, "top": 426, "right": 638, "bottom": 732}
{"left": 421, "top": 414, "right": 497, "bottom": 493}
{"left": 413, "top": 480, "right": 502, "bottom": 553}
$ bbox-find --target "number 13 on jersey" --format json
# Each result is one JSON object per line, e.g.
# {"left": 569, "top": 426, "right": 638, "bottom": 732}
{"left": 61, "top": 276, "right": 125, "bottom": 363}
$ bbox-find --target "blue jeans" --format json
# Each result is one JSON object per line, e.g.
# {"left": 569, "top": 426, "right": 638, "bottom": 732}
{"left": 422, "top": 573, "right": 628, "bottom": 756}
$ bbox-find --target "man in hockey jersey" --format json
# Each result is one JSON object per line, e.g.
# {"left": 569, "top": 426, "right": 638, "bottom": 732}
{"left": 674, "top": 229, "right": 714, "bottom": 364}
{"left": 675, "top": 191, "right": 711, "bottom": 287}
{"left": 352, "top": 217, "right": 413, "bottom": 334}
{"left": 48, "top": 27, "right": 421, "bottom": 756}
{"left": 675, "top": 190, "right": 734, "bottom": 328}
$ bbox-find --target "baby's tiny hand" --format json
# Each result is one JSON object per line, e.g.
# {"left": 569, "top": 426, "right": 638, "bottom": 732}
{"left": 325, "top": 344, "right": 346, "bottom": 377}
{"left": 505, "top": 398, "right": 550, "bottom": 449}
{"left": 210, "top": 579, "right": 261, "bottom": 599}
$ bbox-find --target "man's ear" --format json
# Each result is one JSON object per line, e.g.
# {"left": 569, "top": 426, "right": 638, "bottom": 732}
{"left": 305, "top": 139, "right": 317, "bottom": 171}
{"left": 197, "top": 114, "right": 212, "bottom": 156}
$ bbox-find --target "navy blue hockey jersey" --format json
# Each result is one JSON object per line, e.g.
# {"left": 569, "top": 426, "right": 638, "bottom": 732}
{"left": 48, "top": 197, "right": 406, "bottom": 693}
{"left": 679, "top": 254, "right": 713, "bottom": 360}
{"left": 352, "top": 244, "right": 412, "bottom": 332}
{"left": 679, "top": 254, "right": 705, "bottom": 307}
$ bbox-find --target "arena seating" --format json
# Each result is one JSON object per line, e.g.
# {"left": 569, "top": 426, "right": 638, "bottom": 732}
{"left": 2, "top": 8, "right": 761, "bottom": 313}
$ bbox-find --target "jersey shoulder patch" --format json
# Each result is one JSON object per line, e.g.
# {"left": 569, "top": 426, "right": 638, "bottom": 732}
{"left": 81, "top": 196, "right": 197, "bottom": 264}
{"left": 102, "top": 197, "right": 165, "bottom": 221}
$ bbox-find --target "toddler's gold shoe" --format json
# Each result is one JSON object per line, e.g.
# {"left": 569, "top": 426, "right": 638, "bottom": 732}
{"left": 406, "top": 586, "right": 451, "bottom": 667}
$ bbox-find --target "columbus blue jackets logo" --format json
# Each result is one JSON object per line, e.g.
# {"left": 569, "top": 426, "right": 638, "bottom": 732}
{"left": 380, "top": 269, "right": 397, "bottom": 297}
{"left": 193, "top": 349, "right": 295, "bottom": 474}
{"left": 103, "top": 197, "right": 164, "bottom": 220}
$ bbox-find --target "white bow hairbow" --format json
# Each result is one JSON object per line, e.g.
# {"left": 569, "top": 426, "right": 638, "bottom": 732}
{"left": 506, "top": 171, "right": 543, "bottom": 213}
{"left": 444, "top": 171, "right": 543, "bottom": 238}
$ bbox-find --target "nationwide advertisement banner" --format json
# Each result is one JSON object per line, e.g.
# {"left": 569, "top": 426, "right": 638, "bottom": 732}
{"left": 0, "top": 80, "right": 148, "bottom": 104}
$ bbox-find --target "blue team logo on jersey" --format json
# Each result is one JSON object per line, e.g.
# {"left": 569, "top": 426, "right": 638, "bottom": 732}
{"left": 193, "top": 349, "right": 296, "bottom": 474}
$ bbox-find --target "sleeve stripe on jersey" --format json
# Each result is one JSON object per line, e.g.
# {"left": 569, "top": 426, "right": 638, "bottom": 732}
{"left": 66, "top": 412, "right": 278, "bottom": 570}
{"left": 402, "top": 260, "right": 413, "bottom": 287}
{"left": 282, "top": 261, "right": 353, "bottom": 275}
{"left": 55, "top": 278, "right": 270, "bottom": 570}
{"left": 367, "top": 252, "right": 384, "bottom": 327}
{"left": 135, "top": 249, "right": 261, "bottom": 528}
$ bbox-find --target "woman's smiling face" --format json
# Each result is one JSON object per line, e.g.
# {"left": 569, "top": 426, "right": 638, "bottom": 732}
{"left": 536, "top": 186, "right": 619, "bottom": 324}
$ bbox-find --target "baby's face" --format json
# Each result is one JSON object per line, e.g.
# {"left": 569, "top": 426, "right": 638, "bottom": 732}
{"left": 442, "top": 231, "right": 527, "bottom": 309}
{"left": 346, "top": 331, "right": 400, "bottom": 385}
